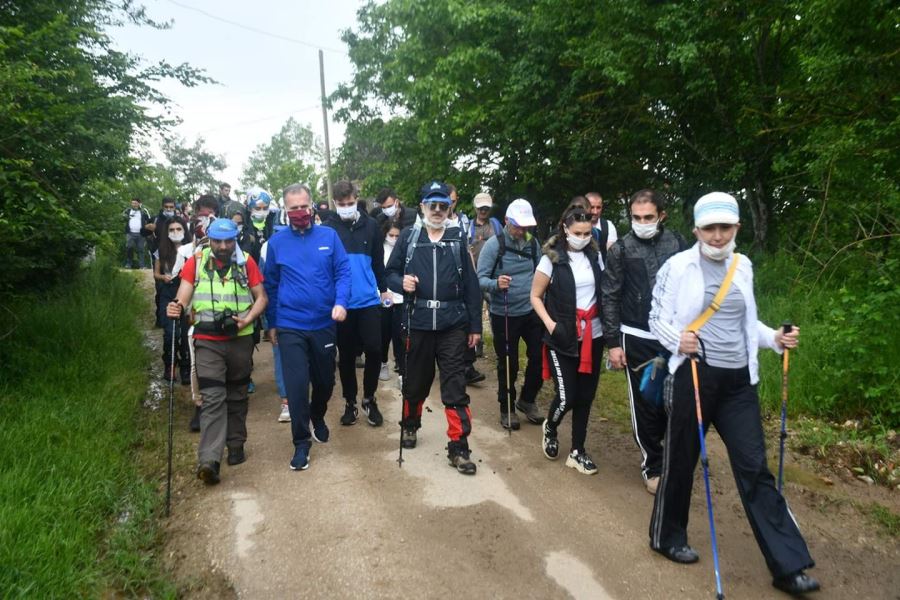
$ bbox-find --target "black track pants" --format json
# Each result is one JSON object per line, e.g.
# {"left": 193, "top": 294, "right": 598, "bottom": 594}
{"left": 649, "top": 362, "right": 814, "bottom": 578}
{"left": 490, "top": 310, "right": 543, "bottom": 410}
{"left": 622, "top": 333, "right": 668, "bottom": 480}
{"left": 336, "top": 305, "right": 382, "bottom": 404}
{"left": 380, "top": 304, "right": 405, "bottom": 374}
{"left": 545, "top": 337, "right": 603, "bottom": 453}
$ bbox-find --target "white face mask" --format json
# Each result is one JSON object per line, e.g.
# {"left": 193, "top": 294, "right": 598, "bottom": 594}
{"left": 162, "top": 210, "right": 175, "bottom": 218}
{"left": 336, "top": 205, "right": 358, "bottom": 221}
{"left": 385, "top": 235, "right": 398, "bottom": 247}
{"left": 700, "top": 238, "right": 736, "bottom": 261}
{"left": 235, "top": 224, "right": 243, "bottom": 234}
{"left": 424, "top": 217, "right": 450, "bottom": 231}
{"left": 565, "top": 228, "right": 591, "bottom": 251}
{"left": 168, "top": 232, "right": 184, "bottom": 243}
{"left": 382, "top": 205, "right": 398, "bottom": 218}
{"left": 632, "top": 221, "right": 659, "bottom": 240}
{"left": 251, "top": 209, "right": 268, "bottom": 222}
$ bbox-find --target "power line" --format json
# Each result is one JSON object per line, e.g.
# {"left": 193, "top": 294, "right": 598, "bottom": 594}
{"left": 165, "top": 0, "right": 348, "bottom": 55}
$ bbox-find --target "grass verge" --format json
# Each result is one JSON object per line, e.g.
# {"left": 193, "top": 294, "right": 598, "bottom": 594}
{"left": 0, "top": 259, "right": 174, "bottom": 597}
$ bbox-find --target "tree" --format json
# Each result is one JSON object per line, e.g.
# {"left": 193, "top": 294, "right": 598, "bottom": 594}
{"left": 241, "top": 118, "right": 322, "bottom": 196}
{"left": 161, "top": 136, "right": 227, "bottom": 199}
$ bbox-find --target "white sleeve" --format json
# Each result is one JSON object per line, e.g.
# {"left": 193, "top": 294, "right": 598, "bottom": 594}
{"left": 536, "top": 255, "right": 554, "bottom": 278}
{"left": 606, "top": 219, "right": 618, "bottom": 248}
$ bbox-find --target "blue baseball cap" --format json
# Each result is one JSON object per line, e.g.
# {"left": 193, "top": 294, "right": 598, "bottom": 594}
{"left": 420, "top": 181, "right": 451, "bottom": 203}
{"left": 206, "top": 218, "right": 239, "bottom": 240}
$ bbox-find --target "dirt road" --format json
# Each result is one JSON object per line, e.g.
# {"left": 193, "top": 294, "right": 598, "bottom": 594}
{"left": 159, "top": 331, "right": 899, "bottom": 599}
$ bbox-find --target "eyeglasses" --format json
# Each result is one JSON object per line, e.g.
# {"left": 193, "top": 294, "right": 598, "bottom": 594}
{"left": 476, "top": 206, "right": 490, "bottom": 211}
{"left": 425, "top": 202, "right": 448, "bottom": 212}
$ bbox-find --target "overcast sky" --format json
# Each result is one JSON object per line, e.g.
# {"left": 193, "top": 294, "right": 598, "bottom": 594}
{"left": 108, "top": 0, "right": 363, "bottom": 191}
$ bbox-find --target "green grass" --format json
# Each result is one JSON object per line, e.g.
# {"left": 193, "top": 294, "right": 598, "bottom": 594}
{"left": 0, "top": 259, "right": 174, "bottom": 597}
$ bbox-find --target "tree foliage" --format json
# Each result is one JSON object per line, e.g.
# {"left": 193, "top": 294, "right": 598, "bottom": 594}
{"left": 0, "top": 0, "right": 210, "bottom": 294}
{"left": 241, "top": 117, "right": 322, "bottom": 196}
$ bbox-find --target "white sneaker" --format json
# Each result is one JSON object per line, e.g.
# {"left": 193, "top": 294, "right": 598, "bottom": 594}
{"left": 278, "top": 403, "right": 290, "bottom": 422}
{"left": 565, "top": 449, "right": 598, "bottom": 475}
{"left": 378, "top": 362, "right": 390, "bottom": 381}
{"left": 645, "top": 476, "right": 660, "bottom": 495}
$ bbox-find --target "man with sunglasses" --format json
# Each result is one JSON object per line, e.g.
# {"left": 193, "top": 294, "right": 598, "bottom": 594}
{"left": 385, "top": 181, "right": 483, "bottom": 475}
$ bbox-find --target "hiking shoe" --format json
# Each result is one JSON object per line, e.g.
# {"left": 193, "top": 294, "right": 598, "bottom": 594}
{"left": 401, "top": 427, "right": 417, "bottom": 449}
{"left": 189, "top": 406, "right": 202, "bottom": 432}
{"left": 448, "top": 448, "right": 477, "bottom": 475}
{"left": 773, "top": 571, "right": 820, "bottom": 595}
{"left": 362, "top": 397, "right": 383, "bottom": 427}
{"left": 355, "top": 356, "right": 365, "bottom": 368}
{"left": 653, "top": 545, "right": 699, "bottom": 564}
{"left": 340, "top": 403, "right": 358, "bottom": 426}
{"left": 499, "top": 411, "right": 520, "bottom": 431}
{"left": 247, "top": 380, "right": 256, "bottom": 394}
{"left": 515, "top": 400, "right": 543, "bottom": 425}
{"left": 465, "top": 367, "right": 486, "bottom": 385}
{"left": 542, "top": 419, "right": 559, "bottom": 460}
{"left": 289, "top": 446, "right": 310, "bottom": 471}
{"left": 566, "top": 449, "right": 598, "bottom": 475}
{"left": 197, "top": 461, "right": 220, "bottom": 485}
{"left": 645, "top": 476, "right": 660, "bottom": 495}
{"left": 311, "top": 417, "right": 330, "bottom": 443}
{"left": 379, "top": 362, "right": 390, "bottom": 381}
{"left": 227, "top": 445, "right": 246, "bottom": 466}
{"left": 278, "top": 403, "right": 291, "bottom": 423}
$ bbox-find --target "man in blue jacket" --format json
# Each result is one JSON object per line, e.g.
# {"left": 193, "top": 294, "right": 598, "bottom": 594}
{"left": 263, "top": 183, "right": 351, "bottom": 471}
{"left": 324, "top": 180, "right": 392, "bottom": 428}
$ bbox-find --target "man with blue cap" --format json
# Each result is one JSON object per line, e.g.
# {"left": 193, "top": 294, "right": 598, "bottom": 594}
{"left": 167, "top": 217, "right": 268, "bottom": 485}
{"left": 385, "top": 181, "right": 483, "bottom": 475}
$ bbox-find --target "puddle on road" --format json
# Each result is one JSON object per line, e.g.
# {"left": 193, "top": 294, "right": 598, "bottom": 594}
{"left": 545, "top": 551, "right": 613, "bottom": 600}
{"left": 230, "top": 492, "right": 264, "bottom": 558}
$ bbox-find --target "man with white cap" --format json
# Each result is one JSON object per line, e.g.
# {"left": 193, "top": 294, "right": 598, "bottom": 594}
{"left": 647, "top": 192, "right": 818, "bottom": 596}
{"left": 476, "top": 198, "right": 545, "bottom": 429}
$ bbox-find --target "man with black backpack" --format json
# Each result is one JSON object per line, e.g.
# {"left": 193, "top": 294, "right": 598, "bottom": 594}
{"left": 476, "top": 199, "right": 544, "bottom": 429}
{"left": 385, "top": 181, "right": 482, "bottom": 475}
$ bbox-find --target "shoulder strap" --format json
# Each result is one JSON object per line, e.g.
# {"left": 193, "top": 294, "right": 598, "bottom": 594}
{"left": 404, "top": 222, "right": 423, "bottom": 272}
{"left": 490, "top": 232, "right": 507, "bottom": 279}
{"left": 686, "top": 255, "right": 741, "bottom": 332}
{"left": 490, "top": 218, "right": 502, "bottom": 236}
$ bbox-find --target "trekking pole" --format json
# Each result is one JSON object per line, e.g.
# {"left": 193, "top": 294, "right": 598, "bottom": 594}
{"left": 399, "top": 290, "right": 413, "bottom": 468}
{"left": 503, "top": 286, "right": 512, "bottom": 436}
{"left": 689, "top": 346, "right": 725, "bottom": 600}
{"left": 777, "top": 322, "right": 793, "bottom": 494}
{"left": 166, "top": 316, "right": 177, "bottom": 517}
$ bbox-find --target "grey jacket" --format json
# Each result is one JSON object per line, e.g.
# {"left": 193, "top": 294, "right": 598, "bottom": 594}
{"left": 476, "top": 227, "right": 541, "bottom": 317}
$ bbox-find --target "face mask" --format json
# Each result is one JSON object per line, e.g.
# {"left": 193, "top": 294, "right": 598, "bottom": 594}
{"left": 168, "top": 232, "right": 184, "bottom": 243}
{"left": 382, "top": 205, "right": 398, "bottom": 218}
{"left": 251, "top": 209, "right": 268, "bottom": 222}
{"left": 385, "top": 235, "right": 398, "bottom": 247}
{"left": 700, "top": 238, "right": 736, "bottom": 261}
{"left": 235, "top": 224, "right": 243, "bottom": 234}
{"left": 288, "top": 208, "right": 312, "bottom": 229}
{"left": 163, "top": 210, "right": 175, "bottom": 218}
{"left": 424, "top": 217, "right": 450, "bottom": 231}
{"left": 564, "top": 228, "right": 590, "bottom": 251}
{"left": 336, "top": 205, "right": 358, "bottom": 221}
{"left": 195, "top": 215, "right": 211, "bottom": 237}
{"left": 632, "top": 221, "right": 658, "bottom": 240}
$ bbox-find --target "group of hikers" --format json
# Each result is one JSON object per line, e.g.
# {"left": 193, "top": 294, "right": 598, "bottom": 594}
{"left": 132, "top": 180, "right": 819, "bottom": 596}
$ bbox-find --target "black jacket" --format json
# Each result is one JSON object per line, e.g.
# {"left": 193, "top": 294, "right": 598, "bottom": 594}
{"left": 373, "top": 204, "right": 418, "bottom": 230}
{"left": 600, "top": 226, "right": 687, "bottom": 347}
{"left": 385, "top": 223, "right": 482, "bottom": 334}
{"left": 541, "top": 235, "right": 603, "bottom": 357}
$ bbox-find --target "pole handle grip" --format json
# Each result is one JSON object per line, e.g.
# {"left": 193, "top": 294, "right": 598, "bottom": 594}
{"left": 782, "top": 321, "right": 793, "bottom": 335}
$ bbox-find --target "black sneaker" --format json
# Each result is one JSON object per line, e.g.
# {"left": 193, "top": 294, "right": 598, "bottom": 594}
{"left": 362, "top": 397, "right": 383, "bottom": 427}
{"left": 340, "top": 403, "right": 358, "bottom": 426}
{"left": 401, "top": 427, "right": 417, "bottom": 449}
{"left": 466, "top": 367, "right": 486, "bottom": 385}
{"left": 542, "top": 419, "right": 559, "bottom": 460}
{"left": 311, "top": 417, "right": 330, "bottom": 443}
{"left": 189, "top": 406, "right": 202, "bottom": 432}
{"left": 448, "top": 448, "right": 477, "bottom": 475}
{"left": 197, "top": 461, "right": 220, "bottom": 485}
{"left": 227, "top": 445, "right": 246, "bottom": 466}
{"left": 773, "top": 571, "right": 820, "bottom": 595}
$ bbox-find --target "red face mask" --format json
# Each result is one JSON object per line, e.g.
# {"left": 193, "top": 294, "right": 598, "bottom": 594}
{"left": 287, "top": 208, "right": 312, "bottom": 229}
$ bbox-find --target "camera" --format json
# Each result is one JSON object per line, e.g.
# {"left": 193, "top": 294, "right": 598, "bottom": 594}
{"left": 214, "top": 308, "right": 239, "bottom": 337}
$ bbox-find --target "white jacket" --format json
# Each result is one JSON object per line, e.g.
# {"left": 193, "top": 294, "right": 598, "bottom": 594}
{"left": 648, "top": 243, "right": 781, "bottom": 384}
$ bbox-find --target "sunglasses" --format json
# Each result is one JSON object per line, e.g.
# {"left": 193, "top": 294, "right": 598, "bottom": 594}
{"left": 569, "top": 212, "right": 592, "bottom": 222}
{"left": 425, "top": 202, "right": 449, "bottom": 212}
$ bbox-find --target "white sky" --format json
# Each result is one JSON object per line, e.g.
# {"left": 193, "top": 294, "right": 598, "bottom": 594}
{"left": 108, "top": 0, "right": 363, "bottom": 190}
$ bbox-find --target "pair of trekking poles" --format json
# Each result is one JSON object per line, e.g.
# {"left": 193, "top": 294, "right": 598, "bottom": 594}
{"left": 690, "top": 322, "right": 793, "bottom": 599}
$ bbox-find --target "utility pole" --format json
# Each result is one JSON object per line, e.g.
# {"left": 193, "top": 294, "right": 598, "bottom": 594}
{"left": 319, "top": 49, "right": 333, "bottom": 207}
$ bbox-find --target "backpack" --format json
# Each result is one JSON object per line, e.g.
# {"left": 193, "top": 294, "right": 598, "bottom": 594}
{"left": 404, "top": 222, "right": 467, "bottom": 281}
{"left": 490, "top": 232, "right": 540, "bottom": 279}
{"left": 469, "top": 217, "right": 502, "bottom": 244}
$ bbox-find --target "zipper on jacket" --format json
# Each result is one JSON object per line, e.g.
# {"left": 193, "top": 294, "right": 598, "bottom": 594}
{"left": 432, "top": 245, "right": 438, "bottom": 330}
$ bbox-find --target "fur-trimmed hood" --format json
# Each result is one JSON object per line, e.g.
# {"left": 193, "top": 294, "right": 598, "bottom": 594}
{"left": 542, "top": 233, "right": 600, "bottom": 264}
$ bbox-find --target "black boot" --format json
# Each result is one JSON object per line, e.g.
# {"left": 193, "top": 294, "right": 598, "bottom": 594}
{"left": 227, "top": 445, "right": 246, "bottom": 466}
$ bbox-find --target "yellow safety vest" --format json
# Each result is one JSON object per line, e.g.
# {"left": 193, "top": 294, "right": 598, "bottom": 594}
{"left": 192, "top": 247, "right": 254, "bottom": 337}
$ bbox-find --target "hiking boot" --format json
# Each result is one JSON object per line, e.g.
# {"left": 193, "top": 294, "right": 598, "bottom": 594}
{"left": 566, "top": 449, "right": 598, "bottom": 475}
{"left": 189, "top": 406, "right": 202, "bottom": 432}
{"left": 773, "top": 571, "right": 820, "bottom": 595}
{"left": 401, "top": 427, "right": 417, "bottom": 449}
{"left": 289, "top": 446, "right": 310, "bottom": 471}
{"left": 227, "top": 445, "right": 246, "bottom": 466}
{"left": 247, "top": 380, "right": 256, "bottom": 394}
{"left": 355, "top": 356, "right": 365, "bottom": 369}
{"left": 311, "top": 417, "right": 330, "bottom": 443}
{"left": 515, "top": 400, "right": 543, "bottom": 425}
{"left": 542, "top": 419, "right": 559, "bottom": 460}
{"left": 278, "top": 403, "right": 291, "bottom": 423}
{"left": 197, "top": 461, "right": 220, "bottom": 485}
{"left": 378, "top": 362, "right": 390, "bottom": 381}
{"left": 645, "top": 476, "right": 660, "bottom": 495}
{"left": 465, "top": 367, "right": 486, "bottom": 385}
{"left": 340, "top": 403, "right": 358, "bottom": 426}
{"left": 448, "top": 447, "right": 477, "bottom": 475}
{"left": 362, "top": 397, "right": 384, "bottom": 427}
{"left": 499, "top": 411, "right": 520, "bottom": 431}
